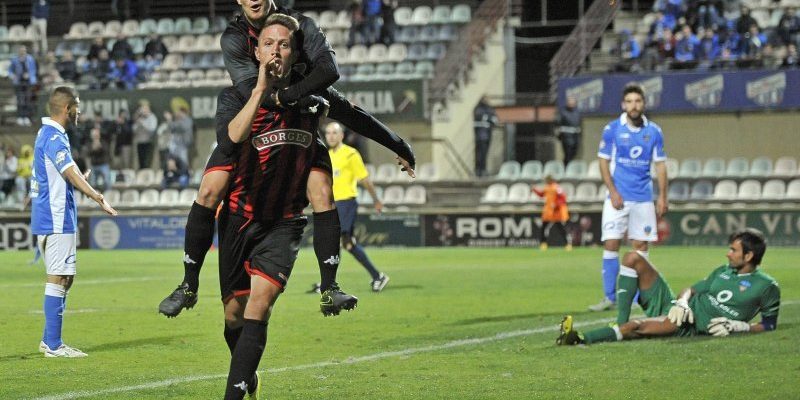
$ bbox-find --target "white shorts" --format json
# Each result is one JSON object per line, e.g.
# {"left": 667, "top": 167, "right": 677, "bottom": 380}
{"left": 601, "top": 199, "right": 658, "bottom": 242}
{"left": 37, "top": 234, "right": 78, "bottom": 276}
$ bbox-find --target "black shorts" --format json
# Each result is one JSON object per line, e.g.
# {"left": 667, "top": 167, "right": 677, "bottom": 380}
{"left": 217, "top": 212, "right": 308, "bottom": 303}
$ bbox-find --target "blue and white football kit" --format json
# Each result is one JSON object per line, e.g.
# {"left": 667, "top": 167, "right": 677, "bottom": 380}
{"left": 30, "top": 117, "right": 83, "bottom": 356}
{"left": 597, "top": 113, "right": 667, "bottom": 303}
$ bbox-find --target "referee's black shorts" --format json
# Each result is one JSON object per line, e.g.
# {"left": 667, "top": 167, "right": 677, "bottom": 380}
{"left": 217, "top": 211, "right": 307, "bottom": 303}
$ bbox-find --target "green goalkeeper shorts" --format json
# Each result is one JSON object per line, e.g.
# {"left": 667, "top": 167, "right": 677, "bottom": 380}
{"left": 639, "top": 274, "right": 675, "bottom": 318}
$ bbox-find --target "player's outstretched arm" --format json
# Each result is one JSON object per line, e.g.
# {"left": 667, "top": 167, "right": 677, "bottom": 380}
{"left": 62, "top": 165, "right": 117, "bottom": 216}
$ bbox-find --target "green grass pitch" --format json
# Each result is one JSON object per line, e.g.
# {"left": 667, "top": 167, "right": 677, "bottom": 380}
{"left": 2, "top": 246, "right": 799, "bottom": 399}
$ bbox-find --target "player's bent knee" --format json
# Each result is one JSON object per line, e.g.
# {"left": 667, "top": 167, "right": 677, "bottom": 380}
{"left": 622, "top": 251, "right": 644, "bottom": 268}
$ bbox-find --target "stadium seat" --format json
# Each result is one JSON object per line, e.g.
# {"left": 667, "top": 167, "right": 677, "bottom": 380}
{"left": 157, "top": 18, "right": 175, "bottom": 35}
{"left": 333, "top": 10, "right": 351, "bottom": 29}
{"left": 181, "top": 53, "right": 201, "bottom": 69}
{"left": 101, "top": 189, "right": 120, "bottom": 206}
{"left": 664, "top": 158, "right": 679, "bottom": 178}
{"left": 114, "top": 169, "right": 136, "bottom": 187}
{"left": 318, "top": 10, "right": 338, "bottom": 29}
{"left": 507, "top": 182, "right": 531, "bottom": 203}
{"left": 104, "top": 20, "right": 122, "bottom": 37}
{"left": 357, "top": 185, "right": 382, "bottom": 205}
{"left": 65, "top": 22, "right": 88, "bottom": 38}
{"left": 374, "top": 63, "right": 395, "bottom": 80}
{"left": 120, "top": 189, "right": 140, "bottom": 206}
{"left": 431, "top": 5, "right": 452, "bottom": 24}
{"left": 393, "top": 61, "right": 415, "bottom": 78}
{"left": 211, "top": 15, "right": 228, "bottom": 33}
{"left": 520, "top": 160, "right": 543, "bottom": 180}
{"left": 403, "top": 185, "right": 427, "bottom": 205}
{"left": 749, "top": 157, "right": 773, "bottom": 177}
{"left": 396, "top": 26, "right": 420, "bottom": 43}
{"left": 411, "top": 6, "right": 433, "bottom": 25}
{"left": 205, "top": 68, "right": 225, "bottom": 83}
{"left": 194, "top": 34, "right": 215, "bottom": 52}
{"left": 0, "top": 26, "right": 6, "bottom": 40}
{"left": 786, "top": 179, "right": 800, "bottom": 199}
{"left": 701, "top": 158, "right": 725, "bottom": 178}
{"left": 375, "top": 163, "right": 398, "bottom": 183}
{"left": 121, "top": 20, "right": 139, "bottom": 36}
{"left": 690, "top": 180, "right": 714, "bottom": 200}
{"left": 438, "top": 24, "right": 459, "bottom": 41}
{"left": 419, "top": 25, "right": 438, "bottom": 42}
{"left": 761, "top": 179, "right": 786, "bottom": 200}
{"left": 451, "top": 4, "right": 472, "bottom": 23}
{"left": 386, "top": 43, "right": 407, "bottom": 62}
{"left": 668, "top": 181, "right": 690, "bottom": 201}
{"left": 713, "top": 180, "right": 738, "bottom": 200}
{"left": 564, "top": 160, "right": 587, "bottom": 180}
{"left": 773, "top": 157, "right": 797, "bottom": 177}
{"left": 414, "top": 61, "right": 434, "bottom": 78}
{"left": 560, "top": 182, "right": 575, "bottom": 200}
{"left": 176, "top": 35, "right": 196, "bottom": 53}
{"left": 351, "top": 63, "right": 376, "bottom": 81}
{"left": 542, "top": 160, "right": 565, "bottom": 180}
{"left": 135, "top": 169, "right": 157, "bottom": 186}
{"left": 159, "top": 189, "right": 180, "bottom": 206}
{"left": 347, "top": 45, "right": 368, "bottom": 64}
{"left": 394, "top": 7, "right": 413, "bottom": 26}
{"left": 87, "top": 21, "right": 105, "bottom": 37}
{"left": 130, "top": 37, "right": 145, "bottom": 54}
{"left": 481, "top": 183, "right": 508, "bottom": 203}
{"left": 574, "top": 182, "right": 598, "bottom": 202}
{"left": 367, "top": 44, "right": 388, "bottom": 63}
{"left": 406, "top": 43, "right": 427, "bottom": 61}
{"left": 585, "top": 159, "right": 601, "bottom": 181}
{"left": 678, "top": 158, "right": 702, "bottom": 179}
{"left": 725, "top": 157, "right": 749, "bottom": 178}
{"left": 174, "top": 17, "right": 192, "bottom": 34}
{"left": 168, "top": 70, "right": 188, "bottom": 87}
{"left": 425, "top": 43, "right": 447, "bottom": 60}
{"left": 416, "top": 162, "right": 439, "bottom": 181}
{"left": 192, "top": 17, "right": 210, "bottom": 34}
{"left": 496, "top": 161, "right": 521, "bottom": 180}
{"left": 737, "top": 179, "right": 762, "bottom": 200}
{"left": 325, "top": 29, "right": 344, "bottom": 47}
{"left": 139, "top": 19, "right": 158, "bottom": 35}
{"left": 187, "top": 69, "right": 205, "bottom": 85}
{"left": 161, "top": 35, "right": 178, "bottom": 50}
{"left": 179, "top": 188, "right": 196, "bottom": 204}
{"left": 382, "top": 185, "right": 405, "bottom": 205}
{"left": 365, "top": 163, "right": 376, "bottom": 178}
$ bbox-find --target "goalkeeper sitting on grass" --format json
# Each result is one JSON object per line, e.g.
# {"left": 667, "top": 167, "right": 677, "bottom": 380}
{"left": 557, "top": 228, "right": 780, "bottom": 345}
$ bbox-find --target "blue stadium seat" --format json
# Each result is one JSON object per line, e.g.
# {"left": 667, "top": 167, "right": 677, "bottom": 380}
{"left": 438, "top": 24, "right": 458, "bottom": 41}
{"left": 725, "top": 157, "right": 749, "bottom": 178}
{"left": 749, "top": 157, "right": 773, "bottom": 177}
{"left": 668, "top": 181, "right": 690, "bottom": 201}
{"left": 425, "top": 43, "right": 447, "bottom": 60}
{"left": 690, "top": 180, "right": 714, "bottom": 200}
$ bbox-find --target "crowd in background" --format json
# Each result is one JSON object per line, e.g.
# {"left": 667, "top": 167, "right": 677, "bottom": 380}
{"left": 346, "top": 0, "right": 398, "bottom": 47}
{"left": 613, "top": 0, "right": 800, "bottom": 72}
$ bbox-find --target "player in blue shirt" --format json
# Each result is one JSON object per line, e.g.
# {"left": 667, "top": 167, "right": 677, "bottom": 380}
{"left": 31, "top": 86, "right": 117, "bottom": 358}
{"left": 589, "top": 84, "right": 668, "bottom": 325}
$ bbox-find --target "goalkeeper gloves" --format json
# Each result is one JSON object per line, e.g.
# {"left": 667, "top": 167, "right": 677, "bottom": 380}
{"left": 707, "top": 317, "right": 750, "bottom": 337}
{"left": 667, "top": 298, "right": 694, "bottom": 326}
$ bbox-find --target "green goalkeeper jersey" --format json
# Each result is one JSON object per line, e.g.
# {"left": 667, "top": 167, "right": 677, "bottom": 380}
{"left": 689, "top": 265, "right": 781, "bottom": 334}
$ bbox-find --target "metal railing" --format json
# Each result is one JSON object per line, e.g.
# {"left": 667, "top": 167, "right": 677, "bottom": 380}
{"left": 548, "top": 0, "right": 620, "bottom": 100}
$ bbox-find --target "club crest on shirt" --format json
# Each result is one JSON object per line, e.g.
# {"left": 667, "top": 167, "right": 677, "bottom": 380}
{"left": 739, "top": 280, "right": 752, "bottom": 292}
{"left": 251, "top": 129, "right": 313, "bottom": 151}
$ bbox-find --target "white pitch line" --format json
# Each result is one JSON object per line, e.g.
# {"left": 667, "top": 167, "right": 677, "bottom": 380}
{"left": 33, "top": 316, "right": 615, "bottom": 400}
{"left": 0, "top": 277, "right": 165, "bottom": 289}
{"left": 34, "top": 299, "right": 800, "bottom": 400}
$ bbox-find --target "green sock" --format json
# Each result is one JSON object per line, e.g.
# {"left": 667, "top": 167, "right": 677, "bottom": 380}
{"left": 616, "top": 266, "right": 639, "bottom": 324}
{"left": 583, "top": 326, "right": 619, "bottom": 344}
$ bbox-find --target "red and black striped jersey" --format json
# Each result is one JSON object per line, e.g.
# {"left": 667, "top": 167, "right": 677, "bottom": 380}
{"left": 217, "top": 86, "right": 328, "bottom": 223}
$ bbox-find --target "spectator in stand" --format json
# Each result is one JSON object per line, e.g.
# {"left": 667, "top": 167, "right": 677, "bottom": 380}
{"left": 88, "top": 125, "right": 111, "bottom": 192}
{"left": 663, "top": 0, "right": 686, "bottom": 25}
{"left": 167, "top": 107, "right": 194, "bottom": 167}
{"left": 87, "top": 37, "right": 106, "bottom": 62}
{"left": 31, "top": 0, "right": 49, "bottom": 55}
{"left": 674, "top": 25, "right": 699, "bottom": 68}
{"left": 613, "top": 29, "right": 642, "bottom": 72}
{"left": 473, "top": 96, "right": 499, "bottom": 177}
{"left": 692, "top": 0, "right": 724, "bottom": 30}
{"left": 156, "top": 111, "right": 173, "bottom": 170}
{"left": 363, "top": 0, "right": 383, "bottom": 45}
{"left": 658, "top": 28, "right": 678, "bottom": 63}
{"left": 648, "top": 11, "right": 675, "bottom": 46}
{"left": 133, "top": 100, "right": 157, "bottom": 169}
{"left": 110, "top": 33, "right": 134, "bottom": 61}
{"left": 39, "top": 50, "right": 63, "bottom": 88}
{"left": 85, "top": 49, "right": 112, "bottom": 90}
{"left": 8, "top": 45, "right": 37, "bottom": 127}
{"left": 736, "top": 5, "right": 758, "bottom": 35}
{"left": 379, "top": 0, "right": 398, "bottom": 46}
{"left": 777, "top": 7, "right": 800, "bottom": 47}
{"left": 112, "top": 110, "right": 134, "bottom": 170}
{"left": 697, "top": 27, "right": 721, "bottom": 69}
{"left": 741, "top": 24, "right": 767, "bottom": 60}
{"left": 56, "top": 50, "right": 80, "bottom": 83}
{"left": 162, "top": 155, "right": 190, "bottom": 189}
{"left": 347, "top": 0, "right": 367, "bottom": 47}
{"left": 109, "top": 57, "right": 139, "bottom": 90}
{"left": 15, "top": 144, "right": 33, "bottom": 201}
{"left": 783, "top": 43, "right": 799, "bottom": 67}
{"left": 1, "top": 146, "right": 18, "bottom": 199}
{"left": 144, "top": 34, "right": 169, "bottom": 61}
{"left": 556, "top": 96, "right": 582, "bottom": 167}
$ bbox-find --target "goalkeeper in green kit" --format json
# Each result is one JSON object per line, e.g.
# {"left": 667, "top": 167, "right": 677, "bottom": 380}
{"left": 557, "top": 229, "right": 780, "bottom": 345}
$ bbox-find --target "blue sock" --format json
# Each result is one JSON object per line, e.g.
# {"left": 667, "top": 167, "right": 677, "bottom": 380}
{"left": 602, "top": 250, "right": 619, "bottom": 302}
{"left": 349, "top": 244, "right": 381, "bottom": 281}
{"left": 43, "top": 283, "right": 66, "bottom": 350}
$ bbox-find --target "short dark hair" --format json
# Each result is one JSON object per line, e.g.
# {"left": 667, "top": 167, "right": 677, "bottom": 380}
{"left": 265, "top": 13, "right": 300, "bottom": 35}
{"left": 48, "top": 86, "right": 78, "bottom": 114}
{"left": 730, "top": 228, "right": 767, "bottom": 266}
{"left": 622, "top": 83, "right": 645, "bottom": 101}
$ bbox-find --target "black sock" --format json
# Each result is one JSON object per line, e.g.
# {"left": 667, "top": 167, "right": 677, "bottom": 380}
{"left": 313, "top": 210, "right": 341, "bottom": 292}
{"left": 224, "top": 324, "right": 243, "bottom": 355}
{"left": 224, "top": 319, "right": 268, "bottom": 400}
{"left": 182, "top": 202, "right": 216, "bottom": 293}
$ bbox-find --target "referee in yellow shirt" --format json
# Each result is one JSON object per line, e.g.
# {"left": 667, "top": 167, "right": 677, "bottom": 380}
{"left": 324, "top": 122, "right": 390, "bottom": 292}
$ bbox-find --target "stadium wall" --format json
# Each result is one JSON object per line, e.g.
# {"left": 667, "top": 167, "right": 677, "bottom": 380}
{"left": 580, "top": 111, "right": 800, "bottom": 162}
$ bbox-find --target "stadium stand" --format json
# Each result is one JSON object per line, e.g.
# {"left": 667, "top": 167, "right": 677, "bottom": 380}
{"left": 496, "top": 161, "right": 521, "bottom": 181}
{"left": 506, "top": 182, "right": 531, "bottom": 204}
